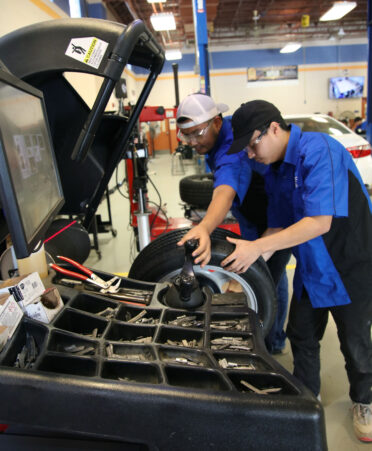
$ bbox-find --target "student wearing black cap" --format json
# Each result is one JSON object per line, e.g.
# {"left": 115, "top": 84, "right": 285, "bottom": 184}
{"left": 221, "top": 99, "right": 372, "bottom": 443}
{"left": 176, "top": 93, "right": 290, "bottom": 354}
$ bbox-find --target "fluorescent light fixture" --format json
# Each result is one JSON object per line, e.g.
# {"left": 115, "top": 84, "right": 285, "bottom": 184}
{"left": 319, "top": 1, "right": 357, "bottom": 21}
{"left": 147, "top": 0, "right": 166, "bottom": 2}
{"left": 150, "top": 12, "right": 176, "bottom": 31}
{"left": 165, "top": 49, "right": 182, "bottom": 60}
{"left": 280, "top": 42, "right": 302, "bottom": 53}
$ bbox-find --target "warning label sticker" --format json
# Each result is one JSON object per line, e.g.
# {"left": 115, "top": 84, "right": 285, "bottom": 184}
{"left": 65, "top": 37, "right": 108, "bottom": 69}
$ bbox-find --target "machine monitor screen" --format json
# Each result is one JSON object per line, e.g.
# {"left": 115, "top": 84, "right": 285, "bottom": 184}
{"left": 329, "top": 76, "right": 365, "bottom": 99}
{"left": 0, "top": 69, "right": 64, "bottom": 259}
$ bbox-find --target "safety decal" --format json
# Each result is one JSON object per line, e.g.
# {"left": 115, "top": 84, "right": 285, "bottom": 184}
{"left": 65, "top": 37, "right": 108, "bottom": 69}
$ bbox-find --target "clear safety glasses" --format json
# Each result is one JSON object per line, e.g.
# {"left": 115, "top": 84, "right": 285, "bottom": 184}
{"left": 177, "top": 120, "right": 213, "bottom": 143}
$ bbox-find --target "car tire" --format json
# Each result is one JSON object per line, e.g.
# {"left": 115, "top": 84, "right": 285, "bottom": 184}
{"left": 129, "top": 228, "right": 277, "bottom": 336}
{"left": 179, "top": 174, "right": 214, "bottom": 209}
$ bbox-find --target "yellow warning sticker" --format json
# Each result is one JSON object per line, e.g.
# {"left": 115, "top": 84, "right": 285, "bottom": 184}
{"left": 65, "top": 37, "right": 108, "bottom": 69}
{"left": 84, "top": 38, "right": 97, "bottom": 64}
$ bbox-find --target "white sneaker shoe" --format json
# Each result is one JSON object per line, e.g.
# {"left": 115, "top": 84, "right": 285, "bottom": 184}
{"left": 352, "top": 402, "right": 372, "bottom": 442}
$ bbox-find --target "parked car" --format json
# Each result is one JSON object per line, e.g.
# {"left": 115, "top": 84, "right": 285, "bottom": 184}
{"left": 284, "top": 114, "right": 372, "bottom": 192}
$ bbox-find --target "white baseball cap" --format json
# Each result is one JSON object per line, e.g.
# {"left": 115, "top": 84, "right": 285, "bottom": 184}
{"left": 176, "top": 93, "right": 229, "bottom": 129}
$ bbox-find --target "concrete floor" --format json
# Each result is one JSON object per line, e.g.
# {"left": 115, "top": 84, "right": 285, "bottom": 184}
{"left": 85, "top": 151, "right": 368, "bottom": 450}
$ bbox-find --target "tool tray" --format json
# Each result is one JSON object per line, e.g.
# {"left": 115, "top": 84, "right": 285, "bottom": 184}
{"left": 0, "top": 273, "right": 327, "bottom": 450}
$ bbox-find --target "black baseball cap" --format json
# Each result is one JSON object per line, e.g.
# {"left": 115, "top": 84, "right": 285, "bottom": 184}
{"left": 227, "top": 100, "right": 283, "bottom": 154}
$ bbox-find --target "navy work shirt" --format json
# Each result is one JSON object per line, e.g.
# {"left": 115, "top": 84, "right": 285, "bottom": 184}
{"left": 206, "top": 117, "right": 267, "bottom": 239}
{"left": 266, "top": 124, "right": 372, "bottom": 308}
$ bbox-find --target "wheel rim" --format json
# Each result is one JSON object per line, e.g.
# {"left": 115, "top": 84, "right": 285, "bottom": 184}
{"left": 158, "top": 264, "right": 259, "bottom": 313}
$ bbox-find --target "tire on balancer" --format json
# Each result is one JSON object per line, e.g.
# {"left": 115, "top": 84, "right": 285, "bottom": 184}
{"left": 129, "top": 228, "right": 277, "bottom": 336}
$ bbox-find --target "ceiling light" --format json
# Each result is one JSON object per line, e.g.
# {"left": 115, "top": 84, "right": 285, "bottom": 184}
{"left": 280, "top": 42, "right": 302, "bottom": 53}
{"left": 319, "top": 1, "right": 357, "bottom": 21}
{"left": 165, "top": 49, "right": 182, "bottom": 60}
{"left": 338, "top": 27, "right": 346, "bottom": 36}
{"left": 147, "top": 0, "right": 166, "bottom": 3}
{"left": 150, "top": 12, "right": 176, "bottom": 31}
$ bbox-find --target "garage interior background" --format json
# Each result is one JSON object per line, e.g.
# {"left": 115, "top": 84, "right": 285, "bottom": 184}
{"left": 0, "top": 2, "right": 370, "bottom": 449}
{"left": 0, "top": 0, "right": 367, "bottom": 126}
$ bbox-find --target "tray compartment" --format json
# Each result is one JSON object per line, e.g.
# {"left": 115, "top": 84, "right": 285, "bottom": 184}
{"left": 69, "top": 293, "right": 119, "bottom": 318}
{"left": 53, "top": 309, "right": 108, "bottom": 337}
{"left": 228, "top": 372, "right": 301, "bottom": 395}
{"left": 48, "top": 330, "right": 98, "bottom": 356}
{"left": 105, "top": 342, "right": 155, "bottom": 361}
{"left": 0, "top": 319, "right": 48, "bottom": 368}
{"left": 165, "top": 366, "right": 230, "bottom": 391}
{"left": 116, "top": 305, "right": 161, "bottom": 325}
{"left": 158, "top": 346, "right": 212, "bottom": 367}
{"left": 163, "top": 310, "right": 204, "bottom": 328}
{"left": 102, "top": 361, "right": 161, "bottom": 384}
{"left": 37, "top": 354, "right": 97, "bottom": 377}
{"left": 210, "top": 312, "right": 251, "bottom": 332}
{"left": 213, "top": 351, "right": 272, "bottom": 371}
{"left": 105, "top": 322, "right": 156, "bottom": 343}
{"left": 210, "top": 331, "right": 253, "bottom": 352}
{"left": 156, "top": 326, "right": 203, "bottom": 348}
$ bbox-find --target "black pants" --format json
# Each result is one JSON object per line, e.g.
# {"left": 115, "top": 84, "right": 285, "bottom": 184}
{"left": 287, "top": 290, "right": 372, "bottom": 403}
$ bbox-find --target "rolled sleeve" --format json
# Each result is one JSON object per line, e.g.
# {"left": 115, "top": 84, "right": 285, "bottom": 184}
{"left": 300, "top": 135, "right": 348, "bottom": 218}
{"left": 213, "top": 153, "right": 252, "bottom": 206}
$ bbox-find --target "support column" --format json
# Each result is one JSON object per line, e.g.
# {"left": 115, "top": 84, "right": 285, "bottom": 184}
{"left": 192, "top": 0, "right": 210, "bottom": 95}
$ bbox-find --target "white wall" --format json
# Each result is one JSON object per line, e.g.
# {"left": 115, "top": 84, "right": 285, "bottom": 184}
{"left": 0, "top": 0, "right": 67, "bottom": 36}
{"left": 138, "top": 61, "right": 367, "bottom": 120}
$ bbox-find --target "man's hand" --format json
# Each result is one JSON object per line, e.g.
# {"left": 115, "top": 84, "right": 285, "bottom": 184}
{"left": 177, "top": 185, "right": 236, "bottom": 267}
{"left": 221, "top": 236, "right": 262, "bottom": 273}
{"left": 221, "top": 216, "right": 333, "bottom": 274}
{"left": 177, "top": 224, "right": 211, "bottom": 267}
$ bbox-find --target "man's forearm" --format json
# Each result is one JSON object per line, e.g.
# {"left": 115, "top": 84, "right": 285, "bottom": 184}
{"left": 199, "top": 185, "right": 236, "bottom": 234}
{"left": 255, "top": 216, "right": 332, "bottom": 256}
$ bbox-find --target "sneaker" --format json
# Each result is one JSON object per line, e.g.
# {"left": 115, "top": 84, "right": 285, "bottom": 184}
{"left": 352, "top": 403, "right": 372, "bottom": 442}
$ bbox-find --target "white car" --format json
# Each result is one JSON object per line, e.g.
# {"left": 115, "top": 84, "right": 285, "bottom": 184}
{"left": 284, "top": 114, "right": 372, "bottom": 192}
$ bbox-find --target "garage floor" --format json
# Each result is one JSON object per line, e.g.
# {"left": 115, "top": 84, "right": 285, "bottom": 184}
{"left": 85, "top": 151, "right": 367, "bottom": 450}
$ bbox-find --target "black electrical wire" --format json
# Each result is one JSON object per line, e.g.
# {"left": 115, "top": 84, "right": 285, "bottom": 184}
{"left": 146, "top": 172, "right": 168, "bottom": 232}
{"left": 148, "top": 200, "right": 169, "bottom": 236}
{"left": 114, "top": 164, "right": 129, "bottom": 199}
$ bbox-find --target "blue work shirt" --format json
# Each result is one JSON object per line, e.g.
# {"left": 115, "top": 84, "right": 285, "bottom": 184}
{"left": 266, "top": 124, "right": 372, "bottom": 308}
{"left": 206, "top": 117, "right": 267, "bottom": 239}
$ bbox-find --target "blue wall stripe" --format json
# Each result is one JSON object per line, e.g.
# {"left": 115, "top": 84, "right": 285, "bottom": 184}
{"left": 133, "top": 43, "right": 367, "bottom": 74}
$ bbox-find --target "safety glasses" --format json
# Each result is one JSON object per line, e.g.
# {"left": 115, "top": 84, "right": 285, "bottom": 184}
{"left": 177, "top": 120, "right": 213, "bottom": 143}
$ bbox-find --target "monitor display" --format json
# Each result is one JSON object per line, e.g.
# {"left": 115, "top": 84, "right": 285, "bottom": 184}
{"left": 0, "top": 69, "right": 64, "bottom": 258}
{"left": 329, "top": 76, "right": 365, "bottom": 99}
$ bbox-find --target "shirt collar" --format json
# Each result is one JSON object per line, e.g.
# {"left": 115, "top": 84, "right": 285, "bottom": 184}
{"left": 209, "top": 116, "right": 232, "bottom": 156}
{"left": 283, "top": 123, "right": 301, "bottom": 166}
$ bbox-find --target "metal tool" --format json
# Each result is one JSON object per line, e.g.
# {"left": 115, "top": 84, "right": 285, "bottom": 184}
{"left": 50, "top": 256, "right": 121, "bottom": 293}
{"left": 50, "top": 256, "right": 153, "bottom": 305}
{"left": 164, "top": 239, "right": 205, "bottom": 309}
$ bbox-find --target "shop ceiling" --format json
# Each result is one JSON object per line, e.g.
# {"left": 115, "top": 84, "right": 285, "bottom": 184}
{"left": 102, "top": 0, "right": 368, "bottom": 49}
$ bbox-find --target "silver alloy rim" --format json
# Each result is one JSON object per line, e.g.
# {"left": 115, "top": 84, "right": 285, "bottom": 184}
{"left": 158, "top": 264, "right": 258, "bottom": 312}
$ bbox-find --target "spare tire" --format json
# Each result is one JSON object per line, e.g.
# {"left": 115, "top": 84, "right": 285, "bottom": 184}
{"left": 179, "top": 174, "right": 214, "bottom": 209}
{"left": 44, "top": 219, "right": 91, "bottom": 264}
{"left": 129, "top": 228, "right": 276, "bottom": 336}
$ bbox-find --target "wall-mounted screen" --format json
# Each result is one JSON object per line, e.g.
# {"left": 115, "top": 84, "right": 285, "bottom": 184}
{"left": 329, "top": 76, "right": 364, "bottom": 99}
{"left": 0, "top": 68, "right": 64, "bottom": 259}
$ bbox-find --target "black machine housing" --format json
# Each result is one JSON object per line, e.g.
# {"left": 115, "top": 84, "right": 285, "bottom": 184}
{"left": 0, "top": 18, "right": 165, "bottom": 230}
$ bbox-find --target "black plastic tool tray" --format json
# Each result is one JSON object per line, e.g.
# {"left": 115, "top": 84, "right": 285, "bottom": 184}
{"left": 0, "top": 279, "right": 327, "bottom": 450}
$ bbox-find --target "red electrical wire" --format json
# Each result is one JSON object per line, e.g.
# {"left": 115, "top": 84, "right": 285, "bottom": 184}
{"left": 44, "top": 220, "right": 77, "bottom": 244}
